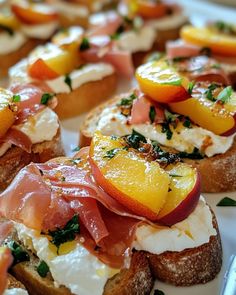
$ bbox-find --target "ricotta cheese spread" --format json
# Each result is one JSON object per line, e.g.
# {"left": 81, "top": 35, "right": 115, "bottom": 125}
{"left": 21, "top": 21, "right": 59, "bottom": 40}
{"left": 3, "top": 289, "right": 28, "bottom": 295}
{"left": 94, "top": 105, "right": 235, "bottom": 157}
{"left": 0, "top": 31, "right": 26, "bottom": 55}
{"left": 133, "top": 197, "right": 216, "bottom": 254}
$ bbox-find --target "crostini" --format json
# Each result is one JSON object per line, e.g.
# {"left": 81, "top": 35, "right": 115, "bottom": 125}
{"left": 0, "top": 0, "right": 59, "bottom": 77}
{"left": 167, "top": 21, "right": 236, "bottom": 87}
{"left": 0, "top": 84, "right": 64, "bottom": 190}
{"left": 0, "top": 132, "right": 222, "bottom": 295}
{"left": 9, "top": 27, "right": 121, "bottom": 119}
{"left": 80, "top": 60, "right": 236, "bottom": 192}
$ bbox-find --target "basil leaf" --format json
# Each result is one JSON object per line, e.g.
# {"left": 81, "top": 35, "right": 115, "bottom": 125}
{"left": 79, "top": 37, "right": 90, "bottom": 51}
{"left": 12, "top": 94, "right": 21, "bottom": 102}
{"left": 64, "top": 74, "right": 72, "bottom": 92}
{"left": 48, "top": 215, "right": 80, "bottom": 249}
{"left": 154, "top": 289, "right": 165, "bottom": 295}
{"left": 8, "top": 241, "right": 29, "bottom": 265}
{"left": 169, "top": 174, "right": 183, "bottom": 178}
{"left": 164, "top": 109, "right": 179, "bottom": 123}
{"left": 214, "top": 21, "right": 235, "bottom": 35}
{"left": 217, "top": 197, "right": 236, "bottom": 207}
{"left": 205, "top": 83, "right": 220, "bottom": 101}
{"left": 161, "top": 123, "right": 173, "bottom": 140}
{"left": 118, "top": 93, "right": 137, "bottom": 106}
{"left": 72, "top": 146, "right": 80, "bottom": 152}
{"left": 149, "top": 106, "right": 156, "bottom": 123}
{"left": 125, "top": 129, "right": 147, "bottom": 149}
{"left": 182, "top": 116, "right": 192, "bottom": 128}
{"left": 37, "top": 260, "right": 49, "bottom": 278}
{"left": 110, "top": 25, "right": 125, "bottom": 40}
{"left": 41, "top": 93, "right": 54, "bottom": 105}
{"left": 217, "top": 86, "right": 232, "bottom": 104}
{"left": 0, "top": 24, "right": 14, "bottom": 36}
{"left": 104, "top": 148, "right": 123, "bottom": 159}
{"left": 178, "top": 147, "right": 204, "bottom": 159}
{"left": 187, "top": 81, "right": 195, "bottom": 95}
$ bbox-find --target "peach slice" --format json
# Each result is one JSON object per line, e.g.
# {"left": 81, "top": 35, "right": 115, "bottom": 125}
{"left": 28, "top": 44, "right": 76, "bottom": 80}
{"left": 158, "top": 163, "right": 201, "bottom": 226}
{"left": 136, "top": 61, "right": 190, "bottom": 103}
{"left": 170, "top": 84, "right": 236, "bottom": 135}
{"left": 136, "top": 1, "right": 169, "bottom": 19}
{"left": 0, "top": 9, "right": 19, "bottom": 30}
{"left": 89, "top": 132, "right": 170, "bottom": 220}
{"left": 0, "top": 89, "right": 16, "bottom": 138}
{"left": 181, "top": 25, "right": 236, "bottom": 57}
{"left": 11, "top": 2, "right": 58, "bottom": 25}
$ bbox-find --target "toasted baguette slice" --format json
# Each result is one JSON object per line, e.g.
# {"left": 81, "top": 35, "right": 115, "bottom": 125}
{"left": 54, "top": 73, "right": 117, "bottom": 119}
{"left": 79, "top": 95, "right": 236, "bottom": 192}
{"left": 7, "top": 274, "right": 27, "bottom": 290}
{"left": 11, "top": 250, "right": 153, "bottom": 295}
{"left": 0, "top": 39, "right": 42, "bottom": 78}
{"left": 0, "top": 130, "right": 64, "bottom": 191}
{"left": 148, "top": 212, "right": 222, "bottom": 286}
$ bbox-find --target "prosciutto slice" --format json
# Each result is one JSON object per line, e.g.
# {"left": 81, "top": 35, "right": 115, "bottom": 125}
{"left": 1, "top": 129, "right": 32, "bottom": 153}
{"left": 0, "top": 247, "right": 13, "bottom": 295}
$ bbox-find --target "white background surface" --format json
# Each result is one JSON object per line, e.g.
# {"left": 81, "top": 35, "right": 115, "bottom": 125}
{"left": 60, "top": 2, "right": 236, "bottom": 294}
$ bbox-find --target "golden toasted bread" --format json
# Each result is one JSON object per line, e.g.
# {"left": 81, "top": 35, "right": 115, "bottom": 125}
{"left": 0, "top": 130, "right": 64, "bottom": 191}
{"left": 54, "top": 73, "right": 117, "bottom": 119}
{"left": 79, "top": 94, "right": 236, "bottom": 192}
{"left": 7, "top": 274, "right": 26, "bottom": 290}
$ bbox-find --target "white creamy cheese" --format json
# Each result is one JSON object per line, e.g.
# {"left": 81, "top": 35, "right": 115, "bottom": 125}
{"left": 15, "top": 108, "right": 59, "bottom": 144}
{"left": 49, "top": 0, "right": 89, "bottom": 18}
{"left": 133, "top": 197, "right": 216, "bottom": 254}
{"left": 0, "top": 31, "right": 26, "bottom": 55}
{"left": 3, "top": 289, "right": 28, "bottom": 295}
{"left": 15, "top": 224, "right": 113, "bottom": 295}
{"left": 117, "top": 26, "right": 156, "bottom": 53}
{"left": 46, "top": 63, "right": 114, "bottom": 94}
{"left": 95, "top": 105, "right": 235, "bottom": 157}
{"left": 21, "top": 21, "right": 58, "bottom": 40}
{"left": 0, "top": 142, "right": 11, "bottom": 157}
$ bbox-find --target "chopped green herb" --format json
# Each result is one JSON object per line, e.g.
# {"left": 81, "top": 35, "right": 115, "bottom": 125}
{"left": 104, "top": 148, "right": 123, "bottom": 159}
{"left": 37, "top": 260, "right": 49, "bottom": 278}
{"left": 211, "top": 63, "right": 221, "bottom": 69}
{"left": 118, "top": 93, "right": 137, "bottom": 106}
{"left": 72, "top": 146, "right": 80, "bottom": 152}
{"left": 164, "top": 109, "right": 179, "bottom": 123}
{"left": 41, "top": 93, "right": 54, "bottom": 105}
{"left": 161, "top": 123, "right": 173, "bottom": 140}
{"left": 8, "top": 241, "right": 29, "bottom": 265}
{"left": 0, "top": 24, "right": 14, "bottom": 36}
{"left": 169, "top": 174, "right": 183, "bottom": 178}
{"left": 152, "top": 141, "right": 180, "bottom": 164}
{"left": 71, "top": 157, "right": 81, "bottom": 165}
{"left": 183, "top": 116, "right": 192, "bottom": 128}
{"left": 110, "top": 25, "right": 125, "bottom": 40}
{"left": 217, "top": 197, "right": 236, "bottom": 207}
{"left": 214, "top": 21, "right": 235, "bottom": 35}
{"left": 48, "top": 215, "right": 80, "bottom": 250}
{"left": 216, "top": 86, "right": 232, "bottom": 104}
{"left": 61, "top": 176, "right": 66, "bottom": 182}
{"left": 160, "top": 79, "right": 182, "bottom": 86}
{"left": 187, "top": 81, "right": 195, "bottom": 95}
{"left": 149, "top": 106, "right": 156, "bottom": 123}
{"left": 125, "top": 129, "right": 147, "bottom": 149}
{"left": 12, "top": 94, "right": 21, "bottom": 102}
{"left": 154, "top": 289, "right": 165, "bottom": 295}
{"left": 64, "top": 74, "right": 72, "bottom": 92}
{"left": 205, "top": 83, "right": 220, "bottom": 101}
{"left": 79, "top": 37, "right": 90, "bottom": 51}
{"left": 178, "top": 147, "right": 204, "bottom": 159}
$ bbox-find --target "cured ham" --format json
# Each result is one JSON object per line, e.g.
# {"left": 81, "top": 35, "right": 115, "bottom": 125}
{"left": 1, "top": 129, "right": 32, "bottom": 153}
{"left": 0, "top": 247, "right": 13, "bottom": 295}
{"left": 166, "top": 39, "right": 202, "bottom": 59}
{"left": 0, "top": 148, "right": 163, "bottom": 268}
{"left": 0, "top": 221, "right": 13, "bottom": 245}
{"left": 130, "top": 94, "right": 165, "bottom": 125}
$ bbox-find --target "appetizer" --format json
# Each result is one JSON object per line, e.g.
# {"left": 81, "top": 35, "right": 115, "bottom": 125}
{"left": 0, "top": 0, "right": 59, "bottom": 76}
{"left": 167, "top": 21, "right": 236, "bottom": 87}
{"left": 9, "top": 27, "right": 119, "bottom": 119}
{"left": 80, "top": 60, "right": 236, "bottom": 192}
{"left": 0, "top": 132, "right": 222, "bottom": 295}
{"left": 0, "top": 84, "right": 64, "bottom": 190}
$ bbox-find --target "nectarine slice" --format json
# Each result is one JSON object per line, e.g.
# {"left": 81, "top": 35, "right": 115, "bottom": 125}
{"left": 170, "top": 84, "right": 236, "bottom": 135}
{"left": 136, "top": 1, "right": 168, "bottom": 19}
{"left": 158, "top": 163, "right": 201, "bottom": 226}
{"left": 136, "top": 60, "right": 190, "bottom": 103}
{"left": 28, "top": 44, "right": 76, "bottom": 80}
{"left": 0, "top": 89, "right": 16, "bottom": 138}
{"left": 181, "top": 25, "right": 236, "bottom": 57}
{"left": 11, "top": 2, "right": 58, "bottom": 25}
{"left": 89, "top": 132, "right": 170, "bottom": 220}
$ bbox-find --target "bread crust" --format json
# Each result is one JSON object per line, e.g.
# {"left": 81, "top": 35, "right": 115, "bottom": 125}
{"left": 79, "top": 94, "right": 236, "bottom": 192}
{"left": 7, "top": 274, "right": 26, "bottom": 290}
{"left": 0, "top": 39, "right": 42, "bottom": 78}
{"left": 147, "top": 212, "right": 222, "bottom": 286}
{"left": 0, "top": 130, "right": 64, "bottom": 191}
{"left": 54, "top": 73, "right": 117, "bottom": 119}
